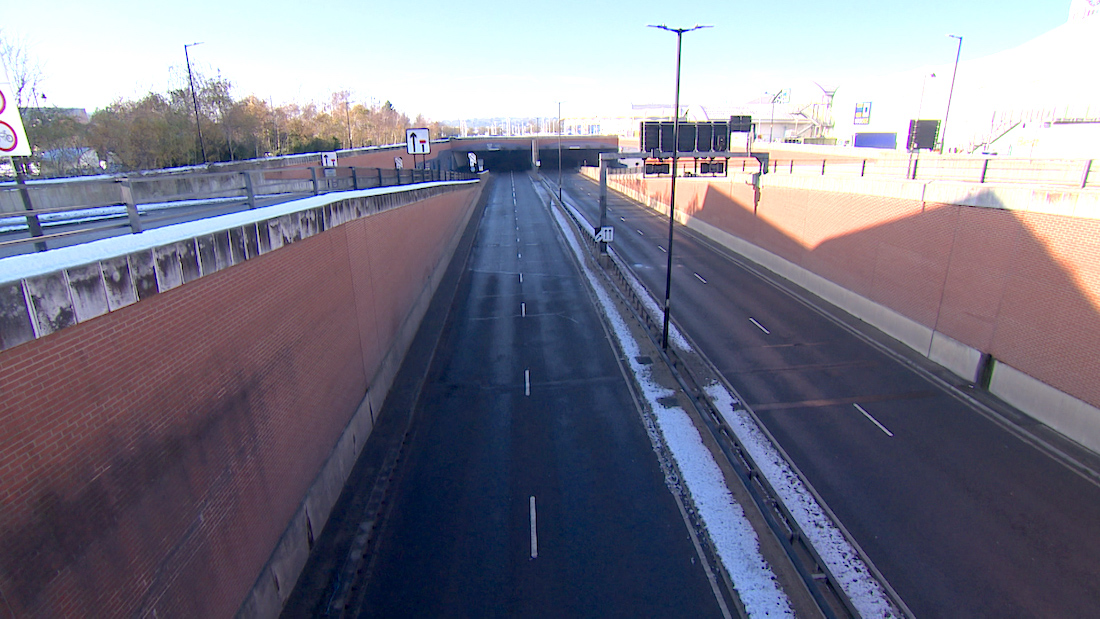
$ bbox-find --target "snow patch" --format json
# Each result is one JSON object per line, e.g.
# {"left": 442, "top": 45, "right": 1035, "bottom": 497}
{"left": 705, "top": 385, "right": 898, "bottom": 618}
{"left": 0, "top": 181, "right": 476, "bottom": 284}
{"left": 549, "top": 199, "right": 793, "bottom": 618}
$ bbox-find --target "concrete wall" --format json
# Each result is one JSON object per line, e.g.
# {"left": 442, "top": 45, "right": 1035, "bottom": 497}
{"left": 0, "top": 180, "right": 483, "bottom": 618}
{"left": 593, "top": 168, "right": 1100, "bottom": 454}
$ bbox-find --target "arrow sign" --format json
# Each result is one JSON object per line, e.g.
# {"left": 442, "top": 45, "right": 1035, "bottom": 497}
{"left": 406, "top": 128, "right": 430, "bottom": 155}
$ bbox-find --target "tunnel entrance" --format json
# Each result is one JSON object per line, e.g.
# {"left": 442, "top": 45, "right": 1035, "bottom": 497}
{"left": 480, "top": 150, "right": 533, "bottom": 171}
{"left": 445, "top": 141, "right": 615, "bottom": 173}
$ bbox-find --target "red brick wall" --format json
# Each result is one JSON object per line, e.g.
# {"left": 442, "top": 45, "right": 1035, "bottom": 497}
{"left": 613, "top": 174, "right": 1100, "bottom": 410}
{"left": 0, "top": 186, "right": 479, "bottom": 618}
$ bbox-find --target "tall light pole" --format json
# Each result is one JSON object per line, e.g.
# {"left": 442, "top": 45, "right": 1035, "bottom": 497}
{"left": 917, "top": 73, "right": 936, "bottom": 119}
{"left": 941, "top": 34, "right": 963, "bottom": 153}
{"left": 184, "top": 42, "right": 207, "bottom": 164}
{"left": 557, "top": 101, "right": 562, "bottom": 201}
{"left": 769, "top": 89, "right": 785, "bottom": 143}
{"left": 648, "top": 24, "right": 710, "bottom": 350}
{"left": 345, "top": 98, "right": 352, "bottom": 149}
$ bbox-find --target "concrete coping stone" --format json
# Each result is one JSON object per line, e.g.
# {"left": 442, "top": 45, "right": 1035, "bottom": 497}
{"left": 0, "top": 180, "right": 479, "bottom": 351}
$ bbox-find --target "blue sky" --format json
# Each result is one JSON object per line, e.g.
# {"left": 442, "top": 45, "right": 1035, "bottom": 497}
{"left": 4, "top": 0, "right": 1074, "bottom": 121}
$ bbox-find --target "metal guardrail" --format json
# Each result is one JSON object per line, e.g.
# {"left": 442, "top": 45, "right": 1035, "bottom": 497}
{"left": 1, "top": 166, "right": 476, "bottom": 254}
{"left": 545, "top": 175, "right": 912, "bottom": 618}
{"left": 614, "top": 153, "right": 1097, "bottom": 188}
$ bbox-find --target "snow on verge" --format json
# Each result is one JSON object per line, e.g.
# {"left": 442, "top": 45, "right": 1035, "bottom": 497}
{"left": 706, "top": 385, "right": 898, "bottom": 618}
{"left": 558, "top": 199, "right": 692, "bottom": 352}
{"left": 549, "top": 200, "right": 793, "bottom": 618}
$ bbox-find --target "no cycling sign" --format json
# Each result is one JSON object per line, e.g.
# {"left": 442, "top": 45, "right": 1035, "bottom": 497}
{"left": 0, "top": 84, "right": 31, "bottom": 157}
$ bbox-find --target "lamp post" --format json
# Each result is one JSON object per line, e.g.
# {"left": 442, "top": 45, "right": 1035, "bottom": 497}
{"left": 941, "top": 34, "right": 963, "bottom": 153}
{"left": 648, "top": 23, "right": 710, "bottom": 350}
{"left": 769, "top": 89, "right": 785, "bottom": 143}
{"left": 184, "top": 42, "right": 207, "bottom": 164}
{"left": 557, "top": 101, "right": 562, "bottom": 201}
{"left": 917, "top": 72, "right": 936, "bottom": 119}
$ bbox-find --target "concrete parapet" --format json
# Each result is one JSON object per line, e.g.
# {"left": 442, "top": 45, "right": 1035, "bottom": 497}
{"left": 992, "top": 363, "right": 1100, "bottom": 454}
{"left": 0, "top": 179, "right": 483, "bottom": 618}
{"left": 0, "top": 181, "right": 477, "bottom": 351}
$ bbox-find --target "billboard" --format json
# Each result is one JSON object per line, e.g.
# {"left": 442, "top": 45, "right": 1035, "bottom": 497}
{"left": 854, "top": 102, "right": 872, "bottom": 125}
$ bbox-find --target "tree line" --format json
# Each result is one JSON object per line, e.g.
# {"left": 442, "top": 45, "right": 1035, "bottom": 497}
{"left": 21, "top": 78, "right": 456, "bottom": 177}
{"left": 2, "top": 33, "right": 456, "bottom": 178}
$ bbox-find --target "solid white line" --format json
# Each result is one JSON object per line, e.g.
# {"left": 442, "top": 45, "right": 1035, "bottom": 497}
{"left": 521, "top": 302, "right": 526, "bottom": 317}
{"left": 749, "top": 317, "right": 770, "bottom": 334}
{"left": 694, "top": 272, "right": 708, "bottom": 284}
{"left": 525, "top": 369, "right": 531, "bottom": 396}
{"left": 854, "top": 403, "right": 894, "bottom": 437}
{"left": 530, "top": 496, "right": 538, "bottom": 559}
{"left": 658, "top": 245, "right": 667, "bottom": 253}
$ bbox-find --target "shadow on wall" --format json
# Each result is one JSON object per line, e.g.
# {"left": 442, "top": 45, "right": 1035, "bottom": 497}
{"left": 688, "top": 181, "right": 1100, "bottom": 414}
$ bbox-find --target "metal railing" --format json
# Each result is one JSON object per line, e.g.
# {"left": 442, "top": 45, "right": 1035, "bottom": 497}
{"left": 1, "top": 166, "right": 476, "bottom": 255}
{"left": 614, "top": 154, "right": 1097, "bottom": 189}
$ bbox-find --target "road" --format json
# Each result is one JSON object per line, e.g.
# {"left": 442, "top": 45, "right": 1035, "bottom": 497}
{"left": 559, "top": 170, "right": 1100, "bottom": 616}
{"left": 288, "top": 172, "right": 728, "bottom": 617}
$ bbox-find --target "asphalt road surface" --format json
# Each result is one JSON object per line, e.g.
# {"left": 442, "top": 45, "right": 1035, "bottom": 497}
{"left": 559, "top": 170, "right": 1100, "bottom": 617}
{"left": 298, "top": 172, "right": 727, "bottom": 618}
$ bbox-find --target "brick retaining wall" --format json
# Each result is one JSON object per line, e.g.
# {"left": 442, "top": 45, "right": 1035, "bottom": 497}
{"left": 0, "top": 182, "right": 482, "bottom": 618}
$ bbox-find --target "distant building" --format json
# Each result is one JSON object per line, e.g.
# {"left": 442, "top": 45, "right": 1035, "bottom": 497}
{"left": 832, "top": 2, "right": 1100, "bottom": 156}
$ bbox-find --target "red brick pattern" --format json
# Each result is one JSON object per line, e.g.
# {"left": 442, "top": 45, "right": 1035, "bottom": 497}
{"left": 0, "top": 186, "right": 478, "bottom": 618}
{"left": 613, "top": 174, "right": 1100, "bottom": 409}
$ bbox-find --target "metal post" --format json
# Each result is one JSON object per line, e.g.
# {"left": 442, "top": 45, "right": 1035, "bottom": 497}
{"left": 184, "top": 42, "right": 208, "bottom": 164}
{"left": 598, "top": 159, "right": 609, "bottom": 255}
{"left": 241, "top": 171, "right": 257, "bottom": 209}
{"left": 980, "top": 159, "right": 990, "bottom": 184}
{"left": 117, "top": 178, "right": 143, "bottom": 234}
{"left": 558, "top": 101, "right": 563, "bottom": 202}
{"left": 310, "top": 167, "right": 319, "bottom": 195}
{"left": 942, "top": 35, "right": 963, "bottom": 153}
{"left": 648, "top": 23, "right": 710, "bottom": 350}
{"left": 861, "top": 159, "right": 867, "bottom": 177}
{"left": 351, "top": 167, "right": 359, "bottom": 190}
{"left": 821, "top": 159, "right": 826, "bottom": 175}
{"left": 14, "top": 160, "right": 47, "bottom": 252}
{"left": 1081, "top": 159, "right": 1093, "bottom": 189}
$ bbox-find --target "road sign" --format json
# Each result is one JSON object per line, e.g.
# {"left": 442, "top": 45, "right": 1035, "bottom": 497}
{"left": 595, "top": 226, "right": 614, "bottom": 243}
{"left": 406, "top": 128, "right": 430, "bottom": 155}
{"left": 322, "top": 151, "right": 338, "bottom": 167}
{"left": 0, "top": 83, "right": 30, "bottom": 157}
{"left": 395, "top": 156, "right": 404, "bottom": 169}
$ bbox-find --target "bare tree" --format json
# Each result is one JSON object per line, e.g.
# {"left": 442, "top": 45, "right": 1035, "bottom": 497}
{"left": 0, "top": 30, "right": 44, "bottom": 106}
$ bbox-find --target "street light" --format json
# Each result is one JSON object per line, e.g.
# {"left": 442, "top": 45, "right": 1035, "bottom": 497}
{"left": 648, "top": 23, "right": 711, "bottom": 350}
{"left": 184, "top": 42, "right": 207, "bottom": 164}
{"left": 917, "top": 73, "right": 936, "bottom": 119}
{"left": 941, "top": 34, "right": 963, "bottom": 153}
{"left": 769, "top": 89, "right": 786, "bottom": 143}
